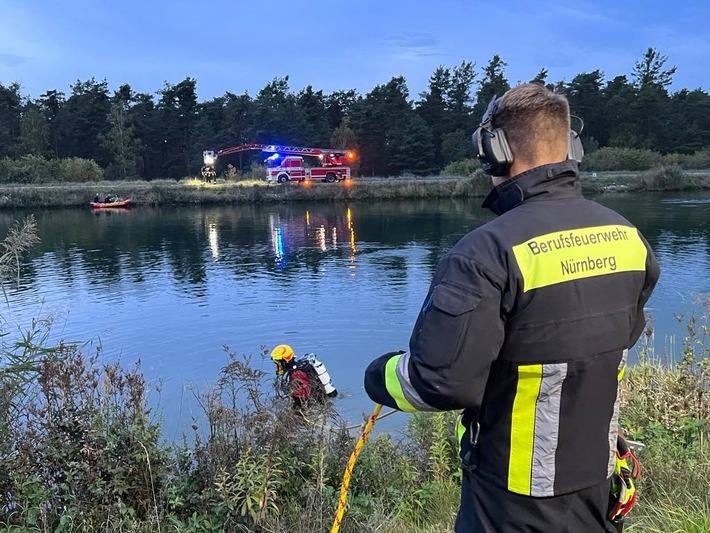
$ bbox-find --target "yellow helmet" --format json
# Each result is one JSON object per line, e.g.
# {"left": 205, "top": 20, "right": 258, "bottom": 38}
{"left": 271, "top": 344, "right": 295, "bottom": 362}
{"left": 271, "top": 344, "right": 295, "bottom": 375}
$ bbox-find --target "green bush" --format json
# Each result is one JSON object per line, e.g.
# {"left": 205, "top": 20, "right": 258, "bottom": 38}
{"left": 226, "top": 163, "right": 266, "bottom": 182}
{"left": 0, "top": 155, "right": 63, "bottom": 184}
{"left": 60, "top": 157, "right": 104, "bottom": 182}
{"left": 0, "top": 156, "right": 103, "bottom": 184}
{"left": 622, "top": 301, "right": 710, "bottom": 448}
{"left": 441, "top": 158, "right": 481, "bottom": 177}
{"left": 2, "top": 344, "right": 169, "bottom": 529}
{"left": 688, "top": 148, "right": 710, "bottom": 169}
{"left": 639, "top": 165, "right": 696, "bottom": 191}
{"left": 582, "top": 147, "right": 664, "bottom": 171}
{"left": 662, "top": 148, "right": 710, "bottom": 170}
{"left": 583, "top": 147, "right": 710, "bottom": 172}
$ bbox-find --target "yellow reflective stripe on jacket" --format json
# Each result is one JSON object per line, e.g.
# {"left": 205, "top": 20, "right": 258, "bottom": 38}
{"left": 512, "top": 225, "right": 647, "bottom": 292}
{"left": 457, "top": 413, "right": 466, "bottom": 453}
{"left": 617, "top": 351, "right": 628, "bottom": 381}
{"left": 508, "top": 364, "right": 543, "bottom": 495}
{"left": 385, "top": 354, "right": 417, "bottom": 412}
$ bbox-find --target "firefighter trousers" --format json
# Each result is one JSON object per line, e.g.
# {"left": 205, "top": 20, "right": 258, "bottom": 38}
{"left": 454, "top": 470, "right": 621, "bottom": 533}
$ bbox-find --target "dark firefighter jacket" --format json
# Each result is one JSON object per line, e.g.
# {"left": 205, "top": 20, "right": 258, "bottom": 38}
{"left": 365, "top": 160, "right": 660, "bottom": 497}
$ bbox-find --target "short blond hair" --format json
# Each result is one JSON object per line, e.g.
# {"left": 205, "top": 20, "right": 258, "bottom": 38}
{"left": 493, "top": 84, "right": 570, "bottom": 164}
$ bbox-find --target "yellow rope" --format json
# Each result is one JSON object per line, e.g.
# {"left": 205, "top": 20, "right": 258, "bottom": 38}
{"left": 342, "top": 407, "right": 397, "bottom": 430}
{"left": 331, "top": 403, "right": 383, "bottom": 533}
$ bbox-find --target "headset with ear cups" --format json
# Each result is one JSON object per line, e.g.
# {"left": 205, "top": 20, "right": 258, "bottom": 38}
{"left": 471, "top": 95, "right": 585, "bottom": 176}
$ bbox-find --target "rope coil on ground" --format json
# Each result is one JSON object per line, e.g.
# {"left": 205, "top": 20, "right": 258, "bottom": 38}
{"left": 331, "top": 403, "right": 383, "bottom": 533}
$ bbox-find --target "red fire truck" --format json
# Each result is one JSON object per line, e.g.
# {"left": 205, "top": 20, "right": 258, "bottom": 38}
{"left": 201, "top": 143, "right": 356, "bottom": 184}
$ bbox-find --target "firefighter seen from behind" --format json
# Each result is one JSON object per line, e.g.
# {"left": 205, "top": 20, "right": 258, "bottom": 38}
{"left": 270, "top": 344, "right": 337, "bottom": 409}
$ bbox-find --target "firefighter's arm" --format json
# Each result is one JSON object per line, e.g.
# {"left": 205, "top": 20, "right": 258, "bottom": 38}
{"left": 629, "top": 233, "right": 661, "bottom": 347}
{"left": 364, "top": 253, "right": 505, "bottom": 412}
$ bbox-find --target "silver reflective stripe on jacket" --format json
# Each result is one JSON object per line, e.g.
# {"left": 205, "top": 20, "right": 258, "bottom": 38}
{"left": 530, "top": 363, "right": 567, "bottom": 497}
{"left": 397, "top": 352, "right": 437, "bottom": 411}
{"left": 607, "top": 349, "right": 628, "bottom": 476}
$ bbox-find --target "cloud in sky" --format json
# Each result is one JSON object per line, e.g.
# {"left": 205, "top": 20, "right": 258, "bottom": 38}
{"left": 383, "top": 31, "right": 439, "bottom": 51}
{"left": 0, "top": 0, "right": 707, "bottom": 100}
{"left": 380, "top": 31, "right": 446, "bottom": 63}
{"left": 0, "top": 53, "right": 28, "bottom": 68}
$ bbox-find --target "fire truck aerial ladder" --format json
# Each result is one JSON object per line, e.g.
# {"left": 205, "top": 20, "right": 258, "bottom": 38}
{"left": 201, "top": 143, "right": 357, "bottom": 184}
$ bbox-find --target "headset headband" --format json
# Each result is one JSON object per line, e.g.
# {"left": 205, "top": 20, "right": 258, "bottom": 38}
{"left": 480, "top": 96, "right": 499, "bottom": 128}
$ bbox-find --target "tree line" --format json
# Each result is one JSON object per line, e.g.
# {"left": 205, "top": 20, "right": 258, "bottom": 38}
{"left": 1, "top": 47, "right": 709, "bottom": 181}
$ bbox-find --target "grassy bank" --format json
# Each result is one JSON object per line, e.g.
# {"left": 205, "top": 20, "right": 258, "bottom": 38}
{"left": 619, "top": 305, "right": 710, "bottom": 532}
{"left": 1, "top": 167, "right": 709, "bottom": 209}
{"left": 581, "top": 167, "right": 710, "bottom": 194}
{"left": 0, "top": 175, "right": 492, "bottom": 209}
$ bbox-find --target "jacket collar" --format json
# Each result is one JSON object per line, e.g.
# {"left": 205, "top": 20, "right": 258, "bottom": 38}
{"left": 482, "top": 160, "right": 582, "bottom": 216}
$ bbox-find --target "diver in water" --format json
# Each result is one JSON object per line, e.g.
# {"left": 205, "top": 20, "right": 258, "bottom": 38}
{"left": 270, "top": 344, "right": 337, "bottom": 408}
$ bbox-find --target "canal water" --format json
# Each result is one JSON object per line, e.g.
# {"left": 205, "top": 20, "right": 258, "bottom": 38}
{"left": 1, "top": 192, "right": 709, "bottom": 437}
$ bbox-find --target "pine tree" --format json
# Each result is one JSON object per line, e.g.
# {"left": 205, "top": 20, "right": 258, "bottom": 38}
{"left": 17, "top": 103, "right": 49, "bottom": 157}
{"left": 100, "top": 102, "right": 142, "bottom": 180}
{"left": 472, "top": 55, "right": 511, "bottom": 122}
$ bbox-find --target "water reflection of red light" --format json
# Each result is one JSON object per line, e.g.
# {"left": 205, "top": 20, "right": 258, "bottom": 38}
{"left": 347, "top": 207, "right": 356, "bottom": 254}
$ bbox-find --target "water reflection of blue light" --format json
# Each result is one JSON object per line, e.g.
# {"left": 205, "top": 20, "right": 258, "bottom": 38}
{"left": 269, "top": 213, "right": 286, "bottom": 268}
{"left": 276, "top": 228, "right": 284, "bottom": 257}
{"left": 274, "top": 227, "right": 285, "bottom": 268}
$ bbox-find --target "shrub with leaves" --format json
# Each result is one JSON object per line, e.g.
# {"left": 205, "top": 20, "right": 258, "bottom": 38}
{"left": 622, "top": 298, "right": 710, "bottom": 447}
{"left": 582, "top": 147, "right": 664, "bottom": 171}
{"left": 441, "top": 158, "right": 481, "bottom": 177}
{"left": 59, "top": 157, "right": 104, "bottom": 182}
{"left": 4, "top": 345, "right": 168, "bottom": 529}
{"left": 640, "top": 164, "right": 697, "bottom": 191}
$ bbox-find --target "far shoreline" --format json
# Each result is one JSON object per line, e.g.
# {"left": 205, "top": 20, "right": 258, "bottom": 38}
{"left": 1, "top": 170, "right": 709, "bottom": 209}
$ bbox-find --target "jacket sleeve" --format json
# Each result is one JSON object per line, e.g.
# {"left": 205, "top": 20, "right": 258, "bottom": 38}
{"left": 629, "top": 233, "right": 661, "bottom": 347}
{"left": 364, "top": 252, "right": 505, "bottom": 412}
